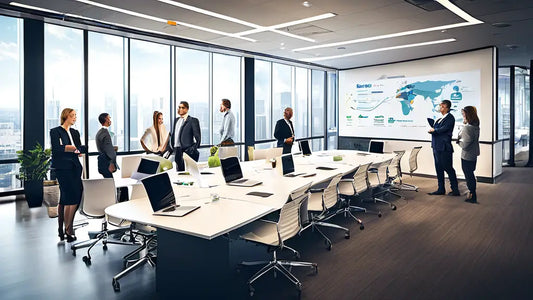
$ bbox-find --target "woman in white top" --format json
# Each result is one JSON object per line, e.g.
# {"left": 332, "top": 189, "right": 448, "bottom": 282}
{"left": 140, "top": 111, "right": 169, "bottom": 155}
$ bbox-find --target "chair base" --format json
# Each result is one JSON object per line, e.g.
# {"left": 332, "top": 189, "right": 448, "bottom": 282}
{"left": 112, "top": 235, "right": 157, "bottom": 292}
{"left": 302, "top": 218, "right": 350, "bottom": 250}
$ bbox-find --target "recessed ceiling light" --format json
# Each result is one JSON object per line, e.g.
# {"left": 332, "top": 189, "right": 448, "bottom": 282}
{"left": 492, "top": 22, "right": 511, "bottom": 28}
{"left": 441, "top": 29, "right": 447, "bottom": 33}
{"left": 302, "top": 1, "right": 312, "bottom": 8}
{"left": 337, "top": 47, "right": 346, "bottom": 50}
{"left": 505, "top": 44, "right": 519, "bottom": 50}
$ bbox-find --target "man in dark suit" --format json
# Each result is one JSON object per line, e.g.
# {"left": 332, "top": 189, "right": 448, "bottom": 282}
{"left": 169, "top": 101, "right": 201, "bottom": 171}
{"left": 428, "top": 100, "right": 459, "bottom": 196}
{"left": 274, "top": 107, "right": 295, "bottom": 154}
{"left": 95, "top": 113, "right": 118, "bottom": 178}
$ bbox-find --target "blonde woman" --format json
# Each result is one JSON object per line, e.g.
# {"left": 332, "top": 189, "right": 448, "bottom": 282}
{"left": 140, "top": 111, "right": 169, "bottom": 155}
{"left": 50, "top": 108, "right": 87, "bottom": 242}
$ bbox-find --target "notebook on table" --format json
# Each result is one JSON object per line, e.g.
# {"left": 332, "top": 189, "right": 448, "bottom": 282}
{"left": 183, "top": 153, "right": 209, "bottom": 188}
{"left": 220, "top": 156, "right": 262, "bottom": 187}
{"left": 141, "top": 172, "right": 200, "bottom": 217}
{"left": 130, "top": 158, "right": 160, "bottom": 181}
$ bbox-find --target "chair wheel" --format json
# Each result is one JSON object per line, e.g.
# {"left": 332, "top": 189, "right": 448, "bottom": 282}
{"left": 313, "top": 264, "right": 318, "bottom": 274}
{"left": 377, "top": 212, "right": 382, "bottom": 218}
{"left": 112, "top": 279, "right": 120, "bottom": 292}
{"left": 392, "top": 205, "right": 397, "bottom": 210}
{"left": 103, "top": 245, "right": 108, "bottom": 251}
{"left": 344, "top": 231, "right": 350, "bottom": 239}
{"left": 72, "top": 250, "right": 76, "bottom": 256}
{"left": 326, "top": 243, "right": 332, "bottom": 251}
{"left": 82, "top": 256, "right": 91, "bottom": 265}
{"left": 359, "top": 225, "right": 364, "bottom": 230}
{"left": 249, "top": 286, "right": 255, "bottom": 296}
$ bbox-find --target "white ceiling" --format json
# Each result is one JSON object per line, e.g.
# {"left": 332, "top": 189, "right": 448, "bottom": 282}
{"left": 1, "top": 0, "right": 532, "bottom": 69}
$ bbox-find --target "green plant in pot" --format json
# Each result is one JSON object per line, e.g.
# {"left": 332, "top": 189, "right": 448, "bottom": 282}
{"left": 16, "top": 142, "right": 52, "bottom": 208}
{"left": 207, "top": 145, "right": 221, "bottom": 168}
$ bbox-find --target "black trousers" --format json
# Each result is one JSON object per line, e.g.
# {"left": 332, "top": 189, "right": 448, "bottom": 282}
{"left": 433, "top": 150, "right": 459, "bottom": 192}
{"left": 97, "top": 154, "right": 113, "bottom": 178}
{"left": 174, "top": 147, "right": 199, "bottom": 171}
{"left": 461, "top": 158, "right": 477, "bottom": 193}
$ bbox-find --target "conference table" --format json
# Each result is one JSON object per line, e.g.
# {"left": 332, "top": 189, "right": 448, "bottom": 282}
{"left": 105, "top": 150, "right": 392, "bottom": 296}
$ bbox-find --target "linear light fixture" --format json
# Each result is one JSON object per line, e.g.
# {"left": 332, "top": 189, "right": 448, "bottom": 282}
{"left": 293, "top": 0, "right": 482, "bottom": 53}
{"left": 10, "top": 2, "right": 62, "bottom": 14}
{"left": 301, "top": 38, "right": 456, "bottom": 62}
{"left": 73, "top": 0, "right": 256, "bottom": 42}
{"left": 158, "top": 0, "right": 335, "bottom": 43}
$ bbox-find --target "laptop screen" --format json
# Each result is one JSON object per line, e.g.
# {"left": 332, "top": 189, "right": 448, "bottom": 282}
{"left": 281, "top": 154, "right": 295, "bottom": 175}
{"left": 220, "top": 156, "right": 243, "bottom": 183}
{"left": 299, "top": 140, "right": 312, "bottom": 156}
{"left": 141, "top": 173, "right": 176, "bottom": 212}
{"left": 368, "top": 141, "right": 384, "bottom": 154}
{"left": 137, "top": 158, "right": 160, "bottom": 174}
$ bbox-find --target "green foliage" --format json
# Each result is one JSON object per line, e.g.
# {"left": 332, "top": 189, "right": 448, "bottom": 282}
{"left": 208, "top": 146, "right": 221, "bottom": 168}
{"left": 16, "top": 143, "right": 52, "bottom": 181}
{"left": 209, "top": 145, "right": 219, "bottom": 156}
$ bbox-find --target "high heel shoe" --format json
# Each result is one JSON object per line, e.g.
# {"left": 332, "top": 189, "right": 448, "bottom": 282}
{"left": 65, "top": 234, "right": 77, "bottom": 243}
{"left": 58, "top": 228, "right": 65, "bottom": 241}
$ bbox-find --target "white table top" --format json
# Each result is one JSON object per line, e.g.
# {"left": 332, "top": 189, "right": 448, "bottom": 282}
{"left": 105, "top": 150, "right": 392, "bottom": 240}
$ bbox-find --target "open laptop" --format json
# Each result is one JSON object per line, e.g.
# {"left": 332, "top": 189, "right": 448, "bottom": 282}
{"left": 130, "top": 158, "right": 160, "bottom": 180}
{"left": 220, "top": 156, "right": 262, "bottom": 187}
{"left": 141, "top": 172, "right": 200, "bottom": 217}
{"left": 281, "top": 153, "right": 306, "bottom": 177}
{"left": 183, "top": 153, "right": 209, "bottom": 188}
{"left": 299, "top": 140, "right": 312, "bottom": 156}
{"left": 368, "top": 140, "right": 384, "bottom": 154}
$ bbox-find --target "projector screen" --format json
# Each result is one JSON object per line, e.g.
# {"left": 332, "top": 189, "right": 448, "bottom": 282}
{"left": 339, "top": 48, "right": 494, "bottom": 141}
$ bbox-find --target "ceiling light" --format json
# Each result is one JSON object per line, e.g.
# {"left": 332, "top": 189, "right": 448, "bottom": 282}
{"left": 302, "top": 1, "right": 312, "bottom": 8}
{"left": 301, "top": 38, "right": 456, "bottom": 62}
{"left": 10, "top": 2, "right": 61, "bottom": 14}
{"left": 73, "top": 0, "right": 255, "bottom": 42}
{"left": 505, "top": 44, "right": 519, "bottom": 50}
{"left": 294, "top": 0, "right": 481, "bottom": 53}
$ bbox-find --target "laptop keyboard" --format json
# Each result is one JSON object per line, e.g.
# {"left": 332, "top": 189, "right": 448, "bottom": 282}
{"left": 163, "top": 206, "right": 176, "bottom": 212}
{"left": 232, "top": 179, "right": 247, "bottom": 184}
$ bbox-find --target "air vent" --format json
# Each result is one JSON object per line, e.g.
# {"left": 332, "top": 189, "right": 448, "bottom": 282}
{"left": 280, "top": 24, "right": 332, "bottom": 37}
{"left": 404, "top": 0, "right": 456, "bottom": 12}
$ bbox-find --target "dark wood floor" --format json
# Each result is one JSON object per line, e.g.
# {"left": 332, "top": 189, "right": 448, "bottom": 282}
{"left": 1, "top": 167, "right": 532, "bottom": 300}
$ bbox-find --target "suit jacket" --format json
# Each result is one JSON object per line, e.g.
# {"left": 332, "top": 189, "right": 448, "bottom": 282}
{"left": 430, "top": 113, "right": 455, "bottom": 152}
{"left": 458, "top": 124, "right": 480, "bottom": 161}
{"left": 170, "top": 116, "right": 201, "bottom": 152}
{"left": 95, "top": 127, "right": 117, "bottom": 165}
{"left": 50, "top": 126, "right": 86, "bottom": 170}
{"left": 274, "top": 119, "right": 294, "bottom": 148}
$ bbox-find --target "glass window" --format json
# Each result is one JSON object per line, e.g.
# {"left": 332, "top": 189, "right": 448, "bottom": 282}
{"left": 311, "top": 70, "right": 325, "bottom": 140}
{"left": 44, "top": 24, "right": 84, "bottom": 149}
{"left": 514, "top": 67, "right": 530, "bottom": 167}
{"left": 255, "top": 60, "right": 271, "bottom": 140}
{"left": 294, "top": 67, "right": 309, "bottom": 139}
{"left": 175, "top": 47, "right": 209, "bottom": 145}
{"left": 0, "top": 16, "right": 23, "bottom": 191}
{"left": 213, "top": 54, "right": 242, "bottom": 144}
{"left": 272, "top": 63, "right": 292, "bottom": 136}
{"left": 130, "top": 39, "right": 171, "bottom": 151}
{"left": 327, "top": 72, "right": 338, "bottom": 149}
{"left": 88, "top": 32, "right": 125, "bottom": 152}
{"left": 498, "top": 67, "right": 510, "bottom": 163}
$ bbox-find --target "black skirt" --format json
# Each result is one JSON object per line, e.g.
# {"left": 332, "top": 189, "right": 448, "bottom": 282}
{"left": 55, "top": 165, "right": 83, "bottom": 205}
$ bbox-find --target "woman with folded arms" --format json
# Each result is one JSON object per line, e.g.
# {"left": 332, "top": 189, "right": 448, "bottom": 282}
{"left": 50, "top": 108, "right": 86, "bottom": 242}
{"left": 140, "top": 111, "right": 169, "bottom": 155}
{"left": 457, "top": 106, "right": 480, "bottom": 203}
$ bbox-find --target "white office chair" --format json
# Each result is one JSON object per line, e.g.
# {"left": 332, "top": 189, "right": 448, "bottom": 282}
{"left": 393, "top": 146, "right": 422, "bottom": 191}
{"left": 368, "top": 157, "right": 399, "bottom": 210}
{"left": 71, "top": 178, "right": 135, "bottom": 265}
{"left": 121, "top": 155, "right": 142, "bottom": 178}
{"left": 218, "top": 146, "right": 239, "bottom": 159}
{"left": 303, "top": 174, "right": 349, "bottom": 250}
{"left": 239, "top": 188, "right": 318, "bottom": 297}
{"left": 112, "top": 183, "right": 157, "bottom": 292}
{"left": 338, "top": 162, "right": 381, "bottom": 222}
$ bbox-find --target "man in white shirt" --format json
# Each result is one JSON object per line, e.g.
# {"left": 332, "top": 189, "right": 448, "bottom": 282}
{"left": 219, "top": 98, "right": 235, "bottom": 146}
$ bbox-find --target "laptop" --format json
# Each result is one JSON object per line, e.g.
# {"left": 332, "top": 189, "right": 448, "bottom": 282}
{"left": 130, "top": 158, "right": 160, "bottom": 180}
{"left": 141, "top": 172, "right": 200, "bottom": 217}
{"left": 368, "top": 140, "right": 384, "bottom": 154}
{"left": 183, "top": 153, "right": 209, "bottom": 188}
{"left": 299, "top": 140, "right": 312, "bottom": 156}
{"left": 220, "top": 156, "right": 262, "bottom": 187}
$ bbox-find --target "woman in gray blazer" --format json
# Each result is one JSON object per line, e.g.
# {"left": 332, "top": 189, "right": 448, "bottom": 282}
{"left": 457, "top": 106, "right": 480, "bottom": 203}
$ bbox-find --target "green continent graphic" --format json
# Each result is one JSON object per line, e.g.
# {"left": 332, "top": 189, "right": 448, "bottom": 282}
{"left": 395, "top": 80, "right": 455, "bottom": 115}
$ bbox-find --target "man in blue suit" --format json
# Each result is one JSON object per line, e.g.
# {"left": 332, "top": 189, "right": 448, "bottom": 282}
{"left": 169, "top": 101, "right": 201, "bottom": 171}
{"left": 428, "top": 100, "right": 460, "bottom": 196}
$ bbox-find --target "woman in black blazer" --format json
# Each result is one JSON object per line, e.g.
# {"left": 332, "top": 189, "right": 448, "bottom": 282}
{"left": 50, "top": 108, "right": 86, "bottom": 242}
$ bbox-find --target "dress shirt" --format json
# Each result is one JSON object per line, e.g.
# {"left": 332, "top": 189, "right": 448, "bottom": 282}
{"left": 174, "top": 114, "right": 188, "bottom": 147}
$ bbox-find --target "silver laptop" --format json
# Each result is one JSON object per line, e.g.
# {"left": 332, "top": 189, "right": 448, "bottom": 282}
{"left": 130, "top": 158, "right": 160, "bottom": 181}
{"left": 183, "top": 153, "right": 209, "bottom": 188}
{"left": 142, "top": 172, "right": 200, "bottom": 217}
{"left": 220, "top": 156, "right": 262, "bottom": 187}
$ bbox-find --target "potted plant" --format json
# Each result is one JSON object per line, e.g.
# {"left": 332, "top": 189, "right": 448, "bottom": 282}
{"left": 16, "top": 142, "right": 52, "bottom": 208}
{"left": 207, "top": 145, "right": 221, "bottom": 168}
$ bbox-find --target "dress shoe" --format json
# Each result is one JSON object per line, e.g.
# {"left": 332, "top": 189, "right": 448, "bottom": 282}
{"left": 65, "top": 234, "right": 77, "bottom": 243}
{"left": 464, "top": 198, "right": 478, "bottom": 204}
{"left": 448, "top": 191, "right": 460, "bottom": 196}
{"left": 428, "top": 190, "right": 445, "bottom": 195}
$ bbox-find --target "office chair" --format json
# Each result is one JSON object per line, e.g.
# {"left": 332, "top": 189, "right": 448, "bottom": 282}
{"left": 383, "top": 150, "right": 407, "bottom": 199}
{"left": 218, "top": 146, "right": 239, "bottom": 159}
{"left": 303, "top": 174, "right": 349, "bottom": 250}
{"left": 367, "top": 158, "right": 398, "bottom": 210}
{"left": 247, "top": 146, "right": 254, "bottom": 161}
{"left": 121, "top": 155, "right": 142, "bottom": 178}
{"left": 239, "top": 188, "right": 318, "bottom": 297}
{"left": 71, "top": 178, "right": 135, "bottom": 264}
{"left": 338, "top": 162, "right": 382, "bottom": 221}
{"left": 394, "top": 146, "right": 422, "bottom": 191}
{"left": 112, "top": 183, "right": 157, "bottom": 292}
